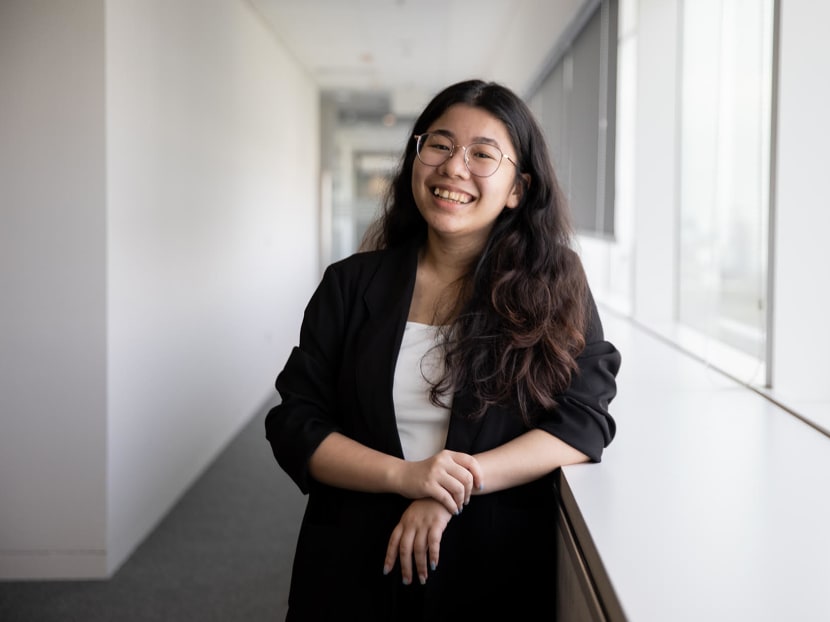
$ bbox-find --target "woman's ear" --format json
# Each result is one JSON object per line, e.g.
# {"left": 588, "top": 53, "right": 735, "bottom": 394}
{"left": 506, "top": 173, "right": 531, "bottom": 209}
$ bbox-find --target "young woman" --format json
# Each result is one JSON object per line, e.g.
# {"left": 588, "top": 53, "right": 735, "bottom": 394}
{"left": 265, "top": 79, "right": 621, "bottom": 621}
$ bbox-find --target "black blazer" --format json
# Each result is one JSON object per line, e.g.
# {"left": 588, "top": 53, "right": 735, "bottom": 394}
{"left": 266, "top": 242, "right": 620, "bottom": 621}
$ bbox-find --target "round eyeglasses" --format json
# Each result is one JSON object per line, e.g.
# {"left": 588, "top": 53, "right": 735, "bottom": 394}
{"left": 413, "top": 133, "right": 517, "bottom": 177}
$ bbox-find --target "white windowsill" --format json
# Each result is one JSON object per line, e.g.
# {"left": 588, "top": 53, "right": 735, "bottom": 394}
{"left": 564, "top": 309, "right": 830, "bottom": 621}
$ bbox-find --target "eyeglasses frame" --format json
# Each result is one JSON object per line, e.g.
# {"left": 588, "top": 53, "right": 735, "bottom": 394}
{"left": 413, "top": 133, "right": 518, "bottom": 177}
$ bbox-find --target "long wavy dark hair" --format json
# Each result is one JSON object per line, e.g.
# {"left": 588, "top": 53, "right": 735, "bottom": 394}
{"left": 362, "top": 79, "right": 589, "bottom": 424}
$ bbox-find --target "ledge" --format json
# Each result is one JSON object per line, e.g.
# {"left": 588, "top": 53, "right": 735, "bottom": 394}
{"left": 561, "top": 311, "right": 830, "bottom": 621}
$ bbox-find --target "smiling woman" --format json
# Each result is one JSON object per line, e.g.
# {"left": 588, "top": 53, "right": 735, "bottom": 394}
{"left": 265, "top": 79, "right": 621, "bottom": 621}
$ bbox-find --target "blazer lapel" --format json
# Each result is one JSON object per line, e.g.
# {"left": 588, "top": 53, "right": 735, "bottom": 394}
{"left": 352, "top": 243, "right": 419, "bottom": 458}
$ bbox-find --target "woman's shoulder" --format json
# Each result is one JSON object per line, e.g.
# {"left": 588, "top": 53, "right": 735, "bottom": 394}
{"left": 327, "top": 244, "right": 415, "bottom": 277}
{"left": 315, "top": 244, "right": 418, "bottom": 316}
{"left": 329, "top": 248, "right": 390, "bottom": 270}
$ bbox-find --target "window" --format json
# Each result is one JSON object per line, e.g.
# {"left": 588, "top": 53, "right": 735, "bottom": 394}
{"left": 528, "top": 0, "right": 618, "bottom": 238}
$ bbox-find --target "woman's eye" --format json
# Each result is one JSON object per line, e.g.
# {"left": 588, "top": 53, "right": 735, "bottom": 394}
{"left": 427, "top": 142, "right": 451, "bottom": 152}
{"left": 471, "top": 147, "right": 497, "bottom": 160}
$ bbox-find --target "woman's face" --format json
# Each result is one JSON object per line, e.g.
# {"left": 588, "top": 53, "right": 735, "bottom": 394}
{"left": 411, "top": 104, "right": 523, "bottom": 251}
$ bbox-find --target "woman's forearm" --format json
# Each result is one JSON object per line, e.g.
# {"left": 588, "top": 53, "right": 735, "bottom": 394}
{"left": 472, "top": 429, "right": 589, "bottom": 494}
{"left": 308, "top": 432, "right": 404, "bottom": 493}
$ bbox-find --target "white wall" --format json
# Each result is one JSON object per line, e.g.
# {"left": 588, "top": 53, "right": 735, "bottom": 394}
{"left": 0, "top": 0, "right": 109, "bottom": 578}
{"left": 0, "top": 0, "right": 320, "bottom": 579}
{"left": 771, "top": 0, "right": 830, "bottom": 407}
{"left": 628, "top": 0, "right": 679, "bottom": 327}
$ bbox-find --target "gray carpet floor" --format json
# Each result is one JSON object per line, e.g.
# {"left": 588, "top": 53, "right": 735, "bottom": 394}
{"left": 0, "top": 400, "right": 306, "bottom": 622}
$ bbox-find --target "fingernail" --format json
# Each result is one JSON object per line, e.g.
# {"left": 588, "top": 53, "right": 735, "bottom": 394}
{"left": 430, "top": 561, "right": 437, "bottom": 571}
{"left": 419, "top": 575, "right": 426, "bottom": 585}
{"left": 402, "top": 577, "right": 410, "bottom": 586}
{"left": 383, "top": 566, "right": 390, "bottom": 576}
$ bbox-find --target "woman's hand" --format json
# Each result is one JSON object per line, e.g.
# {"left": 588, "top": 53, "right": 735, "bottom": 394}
{"left": 308, "top": 435, "right": 484, "bottom": 512}
{"left": 391, "top": 450, "right": 484, "bottom": 515}
{"left": 383, "top": 499, "right": 453, "bottom": 586}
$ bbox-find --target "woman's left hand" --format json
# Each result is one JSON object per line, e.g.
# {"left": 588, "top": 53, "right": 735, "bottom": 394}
{"left": 383, "top": 498, "right": 453, "bottom": 586}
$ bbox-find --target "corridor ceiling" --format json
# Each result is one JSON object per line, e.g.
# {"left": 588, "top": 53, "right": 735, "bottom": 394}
{"left": 251, "top": 0, "right": 536, "bottom": 115}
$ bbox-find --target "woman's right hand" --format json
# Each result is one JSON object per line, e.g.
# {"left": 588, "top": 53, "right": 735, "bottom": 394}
{"left": 391, "top": 450, "right": 484, "bottom": 515}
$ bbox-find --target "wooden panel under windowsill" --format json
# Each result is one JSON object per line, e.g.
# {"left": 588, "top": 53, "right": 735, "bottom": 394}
{"left": 556, "top": 470, "right": 625, "bottom": 622}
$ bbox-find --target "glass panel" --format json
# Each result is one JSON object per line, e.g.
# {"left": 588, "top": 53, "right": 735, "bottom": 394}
{"left": 532, "top": 1, "right": 617, "bottom": 237}
{"left": 678, "top": 0, "right": 774, "bottom": 359}
{"left": 569, "top": 8, "right": 602, "bottom": 233}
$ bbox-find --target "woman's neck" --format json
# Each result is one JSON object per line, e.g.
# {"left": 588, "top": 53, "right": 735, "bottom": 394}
{"left": 420, "top": 231, "right": 484, "bottom": 283}
{"left": 409, "top": 234, "right": 482, "bottom": 325}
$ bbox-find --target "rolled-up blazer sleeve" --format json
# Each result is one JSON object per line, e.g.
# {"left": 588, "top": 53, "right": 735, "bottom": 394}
{"left": 265, "top": 265, "right": 345, "bottom": 493}
{"left": 535, "top": 292, "right": 621, "bottom": 462}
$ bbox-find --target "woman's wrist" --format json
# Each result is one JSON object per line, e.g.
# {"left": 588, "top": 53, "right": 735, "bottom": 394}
{"left": 383, "top": 455, "right": 408, "bottom": 496}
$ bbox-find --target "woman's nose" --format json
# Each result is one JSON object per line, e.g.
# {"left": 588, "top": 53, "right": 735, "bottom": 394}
{"left": 439, "top": 146, "right": 470, "bottom": 177}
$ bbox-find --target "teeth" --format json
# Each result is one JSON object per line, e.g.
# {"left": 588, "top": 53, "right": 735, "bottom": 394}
{"left": 433, "top": 187, "right": 471, "bottom": 204}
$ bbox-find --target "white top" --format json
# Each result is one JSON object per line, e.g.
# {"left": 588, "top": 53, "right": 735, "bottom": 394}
{"left": 392, "top": 322, "right": 451, "bottom": 461}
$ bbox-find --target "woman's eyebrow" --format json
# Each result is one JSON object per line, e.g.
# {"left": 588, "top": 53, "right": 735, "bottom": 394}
{"left": 430, "top": 128, "right": 501, "bottom": 147}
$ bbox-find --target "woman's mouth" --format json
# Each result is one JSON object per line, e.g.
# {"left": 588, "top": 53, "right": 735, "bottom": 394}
{"left": 432, "top": 187, "right": 473, "bottom": 204}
